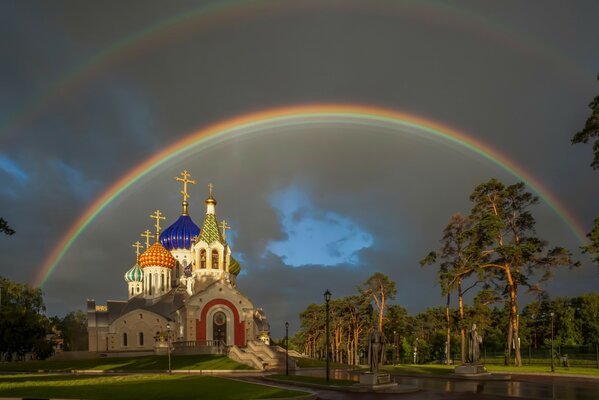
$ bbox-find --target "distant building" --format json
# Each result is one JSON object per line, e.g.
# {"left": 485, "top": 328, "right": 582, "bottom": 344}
{"left": 87, "top": 171, "right": 285, "bottom": 369}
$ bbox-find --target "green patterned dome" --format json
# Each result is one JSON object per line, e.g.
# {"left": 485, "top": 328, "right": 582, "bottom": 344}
{"left": 199, "top": 213, "right": 223, "bottom": 244}
{"left": 124, "top": 263, "right": 143, "bottom": 282}
{"left": 228, "top": 257, "right": 241, "bottom": 275}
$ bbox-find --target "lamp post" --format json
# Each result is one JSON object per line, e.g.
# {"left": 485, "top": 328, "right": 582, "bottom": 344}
{"left": 324, "top": 289, "right": 332, "bottom": 382}
{"left": 550, "top": 312, "right": 555, "bottom": 373}
{"left": 166, "top": 322, "right": 172, "bottom": 374}
{"left": 393, "top": 331, "right": 397, "bottom": 365}
{"left": 285, "top": 321, "right": 289, "bottom": 376}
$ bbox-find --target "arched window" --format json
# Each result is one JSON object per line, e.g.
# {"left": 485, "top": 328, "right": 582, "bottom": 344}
{"left": 212, "top": 250, "right": 219, "bottom": 269}
{"left": 161, "top": 273, "right": 164, "bottom": 291}
{"left": 200, "top": 249, "right": 206, "bottom": 269}
{"left": 139, "top": 332, "right": 144, "bottom": 346}
{"left": 123, "top": 333, "right": 128, "bottom": 347}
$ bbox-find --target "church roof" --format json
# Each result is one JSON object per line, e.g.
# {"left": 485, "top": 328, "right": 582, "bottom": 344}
{"left": 139, "top": 242, "right": 177, "bottom": 269}
{"left": 124, "top": 263, "right": 143, "bottom": 282}
{"left": 199, "top": 213, "right": 223, "bottom": 244}
{"left": 229, "top": 257, "right": 241, "bottom": 275}
{"left": 160, "top": 214, "right": 200, "bottom": 250}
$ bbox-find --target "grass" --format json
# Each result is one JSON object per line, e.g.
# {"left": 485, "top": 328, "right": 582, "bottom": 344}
{"left": 292, "top": 357, "right": 346, "bottom": 369}
{"left": 0, "top": 354, "right": 253, "bottom": 372}
{"left": 384, "top": 364, "right": 455, "bottom": 376}
{"left": 0, "top": 374, "right": 307, "bottom": 400}
{"left": 269, "top": 374, "right": 355, "bottom": 386}
{"left": 485, "top": 364, "right": 599, "bottom": 376}
{"left": 385, "top": 363, "right": 599, "bottom": 377}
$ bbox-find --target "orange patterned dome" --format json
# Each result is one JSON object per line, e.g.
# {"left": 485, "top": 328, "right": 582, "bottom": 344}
{"left": 139, "top": 242, "right": 176, "bottom": 269}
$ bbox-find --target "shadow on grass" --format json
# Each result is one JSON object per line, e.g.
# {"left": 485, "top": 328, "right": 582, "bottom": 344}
{"left": 0, "top": 375, "right": 305, "bottom": 400}
{"left": 0, "top": 354, "right": 253, "bottom": 372}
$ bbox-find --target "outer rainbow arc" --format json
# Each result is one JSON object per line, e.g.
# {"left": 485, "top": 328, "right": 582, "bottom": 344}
{"left": 34, "top": 104, "right": 588, "bottom": 288}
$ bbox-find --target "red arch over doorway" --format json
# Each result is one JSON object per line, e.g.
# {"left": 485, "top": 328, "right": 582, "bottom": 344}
{"left": 196, "top": 298, "right": 245, "bottom": 346}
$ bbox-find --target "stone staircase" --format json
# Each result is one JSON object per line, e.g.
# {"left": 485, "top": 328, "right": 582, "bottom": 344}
{"left": 228, "top": 340, "right": 297, "bottom": 371}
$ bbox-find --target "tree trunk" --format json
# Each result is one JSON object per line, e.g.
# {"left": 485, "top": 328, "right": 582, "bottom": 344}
{"left": 445, "top": 292, "right": 451, "bottom": 365}
{"left": 458, "top": 280, "right": 466, "bottom": 364}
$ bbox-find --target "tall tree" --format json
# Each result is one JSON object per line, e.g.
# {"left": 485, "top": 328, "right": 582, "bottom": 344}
{"left": 572, "top": 74, "right": 599, "bottom": 169}
{"left": 0, "top": 218, "right": 15, "bottom": 236}
{"left": 0, "top": 276, "right": 50, "bottom": 360}
{"left": 421, "top": 213, "right": 479, "bottom": 364}
{"left": 581, "top": 217, "right": 599, "bottom": 272}
{"left": 468, "top": 179, "right": 578, "bottom": 366}
{"left": 359, "top": 272, "right": 396, "bottom": 334}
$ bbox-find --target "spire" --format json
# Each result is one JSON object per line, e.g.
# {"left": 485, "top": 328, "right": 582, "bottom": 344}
{"left": 174, "top": 169, "right": 196, "bottom": 216}
{"left": 141, "top": 229, "right": 154, "bottom": 249}
{"left": 132, "top": 241, "right": 143, "bottom": 262}
{"left": 149, "top": 210, "right": 165, "bottom": 240}
{"left": 199, "top": 183, "right": 223, "bottom": 244}
{"left": 205, "top": 183, "right": 217, "bottom": 214}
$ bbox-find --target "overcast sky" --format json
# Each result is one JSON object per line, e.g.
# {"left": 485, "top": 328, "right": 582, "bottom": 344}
{"left": 1, "top": 0, "right": 598, "bottom": 337}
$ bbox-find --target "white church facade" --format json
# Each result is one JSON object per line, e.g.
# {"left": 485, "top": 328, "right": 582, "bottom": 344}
{"left": 87, "top": 171, "right": 274, "bottom": 363}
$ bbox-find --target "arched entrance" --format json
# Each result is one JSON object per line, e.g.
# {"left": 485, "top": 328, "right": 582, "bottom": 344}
{"left": 196, "top": 298, "right": 245, "bottom": 346}
{"left": 212, "top": 311, "right": 227, "bottom": 343}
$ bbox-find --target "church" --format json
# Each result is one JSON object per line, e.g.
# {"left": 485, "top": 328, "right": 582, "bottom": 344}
{"left": 87, "top": 170, "right": 276, "bottom": 366}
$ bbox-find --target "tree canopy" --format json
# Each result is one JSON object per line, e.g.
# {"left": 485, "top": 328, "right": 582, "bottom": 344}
{"left": 572, "top": 74, "right": 599, "bottom": 169}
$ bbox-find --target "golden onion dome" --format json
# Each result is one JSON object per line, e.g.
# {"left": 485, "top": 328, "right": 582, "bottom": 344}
{"left": 139, "top": 242, "right": 177, "bottom": 269}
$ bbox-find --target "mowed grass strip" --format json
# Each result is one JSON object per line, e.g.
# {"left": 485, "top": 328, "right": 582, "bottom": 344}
{"left": 0, "top": 354, "right": 253, "bottom": 372}
{"left": 385, "top": 364, "right": 599, "bottom": 377}
{"left": 270, "top": 374, "right": 355, "bottom": 386}
{"left": 0, "top": 374, "right": 307, "bottom": 400}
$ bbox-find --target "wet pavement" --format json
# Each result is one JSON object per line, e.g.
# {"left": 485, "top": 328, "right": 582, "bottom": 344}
{"left": 277, "top": 368, "right": 599, "bottom": 399}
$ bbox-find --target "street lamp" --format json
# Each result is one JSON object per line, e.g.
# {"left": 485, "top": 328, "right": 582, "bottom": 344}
{"left": 285, "top": 321, "right": 289, "bottom": 376}
{"left": 324, "top": 289, "right": 332, "bottom": 382}
{"left": 413, "top": 338, "right": 419, "bottom": 364}
{"left": 550, "top": 312, "right": 555, "bottom": 373}
{"left": 393, "top": 331, "right": 397, "bottom": 365}
{"left": 166, "top": 322, "right": 172, "bottom": 374}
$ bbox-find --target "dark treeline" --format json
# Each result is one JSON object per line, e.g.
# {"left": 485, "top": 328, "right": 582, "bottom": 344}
{"left": 292, "top": 272, "right": 598, "bottom": 366}
{"left": 0, "top": 276, "right": 87, "bottom": 361}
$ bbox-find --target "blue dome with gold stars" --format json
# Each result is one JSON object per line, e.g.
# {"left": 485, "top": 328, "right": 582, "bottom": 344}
{"left": 160, "top": 214, "right": 200, "bottom": 250}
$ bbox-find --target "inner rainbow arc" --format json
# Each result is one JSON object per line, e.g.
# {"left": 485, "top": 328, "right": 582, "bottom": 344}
{"left": 34, "top": 104, "right": 588, "bottom": 288}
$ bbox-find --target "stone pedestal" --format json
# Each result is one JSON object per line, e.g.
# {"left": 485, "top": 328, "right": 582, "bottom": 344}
{"left": 454, "top": 363, "right": 487, "bottom": 375}
{"left": 358, "top": 372, "right": 398, "bottom": 390}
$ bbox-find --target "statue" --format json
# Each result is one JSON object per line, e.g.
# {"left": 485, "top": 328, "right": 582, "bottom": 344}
{"left": 367, "top": 329, "right": 385, "bottom": 373}
{"left": 467, "top": 323, "right": 483, "bottom": 363}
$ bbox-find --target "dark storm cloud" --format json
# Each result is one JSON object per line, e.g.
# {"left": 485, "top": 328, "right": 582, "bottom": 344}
{"left": 1, "top": 1, "right": 598, "bottom": 337}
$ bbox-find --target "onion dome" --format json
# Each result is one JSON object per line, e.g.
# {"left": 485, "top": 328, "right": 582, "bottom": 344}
{"left": 160, "top": 215, "right": 200, "bottom": 250}
{"left": 139, "top": 242, "right": 177, "bottom": 269}
{"left": 124, "top": 263, "right": 143, "bottom": 282}
{"left": 228, "top": 257, "right": 241, "bottom": 275}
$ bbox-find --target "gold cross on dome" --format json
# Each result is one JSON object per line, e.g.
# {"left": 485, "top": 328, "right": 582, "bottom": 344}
{"left": 208, "top": 183, "right": 214, "bottom": 197}
{"left": 174, "top": 169, "right": 196, "bottom": 203}
{"left": 141, "top": 230, "right": 154, "bottom": 249}
{"left": 149, "top": 210, "right": 166, "bottom": 238}
{"left": 132, "top": 241, "right": 143, "bottom": 259}
{"left": 220, "top": 220, "right": 231, "bottom": 240}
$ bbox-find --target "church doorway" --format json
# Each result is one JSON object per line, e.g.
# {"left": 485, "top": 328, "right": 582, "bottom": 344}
{"left": 212, "top": 311, "right": 227, "bottom": 344}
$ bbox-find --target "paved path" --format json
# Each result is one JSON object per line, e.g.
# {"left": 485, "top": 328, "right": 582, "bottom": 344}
{"left": 236, "top": 377, "right": 516, "bottom": 400}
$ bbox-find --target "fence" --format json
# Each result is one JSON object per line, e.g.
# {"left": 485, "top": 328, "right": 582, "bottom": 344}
{"left": 481, "top": 345, "right": 599, "bottom": 368}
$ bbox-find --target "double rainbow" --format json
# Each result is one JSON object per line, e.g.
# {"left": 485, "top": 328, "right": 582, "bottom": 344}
{"left": 34, "top": 104, "right": 587, "bottom": 287}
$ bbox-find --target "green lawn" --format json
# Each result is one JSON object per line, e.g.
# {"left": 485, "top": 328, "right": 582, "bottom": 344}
{"left": 385, "top": 363, "right": 599, "bottom": 377}
{"left": 0, "top": 374, "right": 307, "bottom": 400}
{"left": 269, "top": 374, "right": 355, "bottom": 386}
{"left": 0, "top": 354, "right": 253, "bottom": 372}
{"left": 292, "top": 357, "right": 346, "bottom": 369}
{"left": 384, "top": 364, "right": 455, "bottom": 376}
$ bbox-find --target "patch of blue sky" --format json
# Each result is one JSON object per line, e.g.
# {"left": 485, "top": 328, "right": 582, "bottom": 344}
{"left": 50, "top": 159, "right": 100, "bottom": 200}
{"left": 267, "top": 185, "right": 373, "bottom": 267}
{"left": 0, "top": 154, "right": 29, "bottom": 183}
